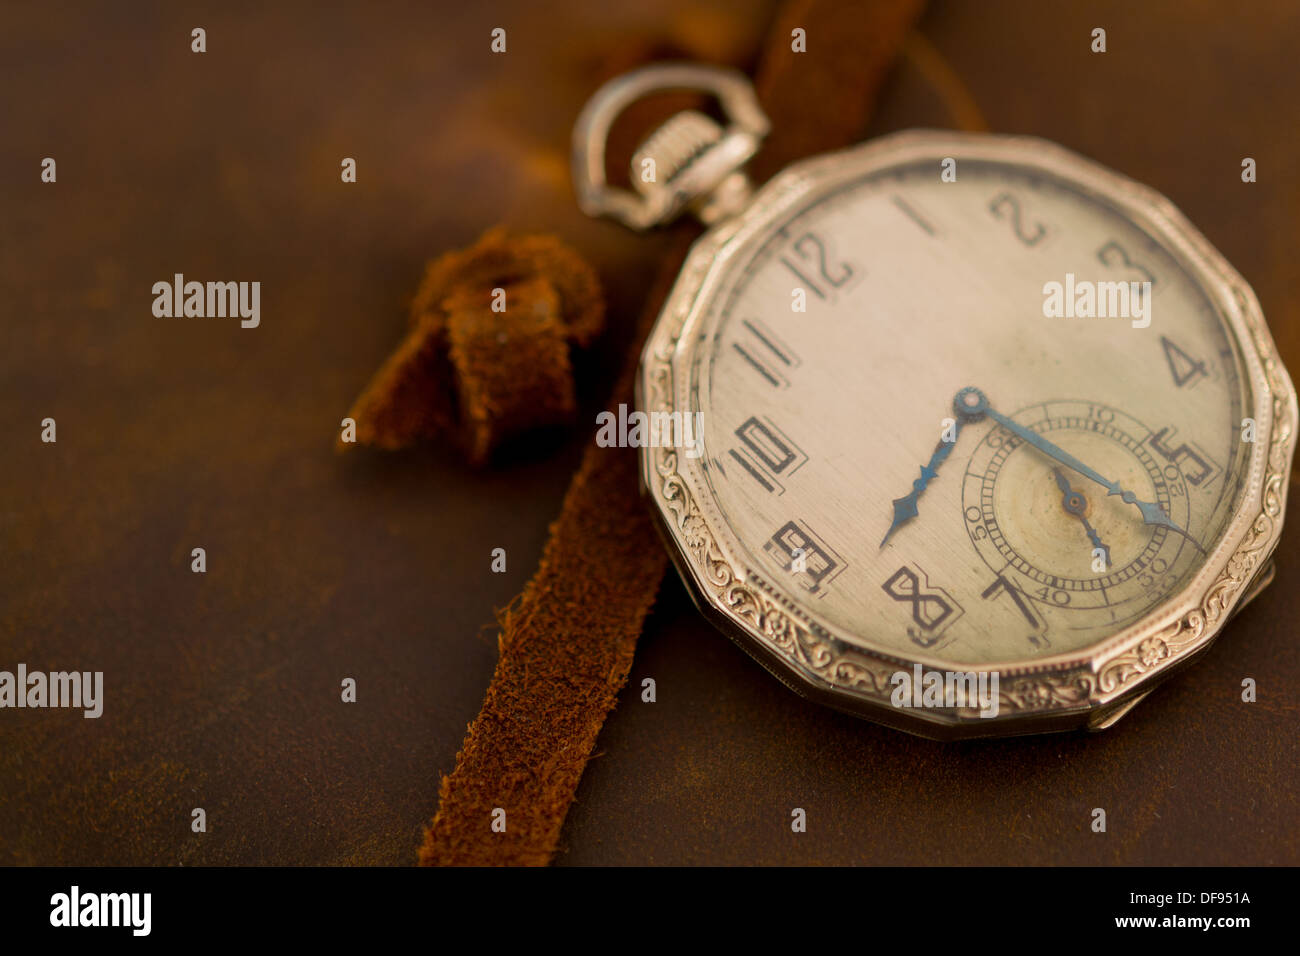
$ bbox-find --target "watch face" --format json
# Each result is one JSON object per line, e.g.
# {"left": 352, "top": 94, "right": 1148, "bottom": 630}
{"left": 642, "top": 131, "right": 1295, "bottom": 734}
{"left": 700, "top": 158, "right": 1248, "bottom": 665}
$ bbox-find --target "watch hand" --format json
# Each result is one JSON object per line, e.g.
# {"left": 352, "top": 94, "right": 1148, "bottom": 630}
{"left": 880, "top": 388, "right": 987, "bottom": 548}
{"left": 968, "top": 389, "right": 1205, "bottom": 553}
{"left": 880, "top": 430, "right": 959, "bottom": 548}
{"left": 1053, "top": 467, "right": 1111, "bottom": 567}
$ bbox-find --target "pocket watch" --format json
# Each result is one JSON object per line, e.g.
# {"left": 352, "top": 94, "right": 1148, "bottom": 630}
{"left": 572, "top": 64, "right": 1297, "bottom": 738}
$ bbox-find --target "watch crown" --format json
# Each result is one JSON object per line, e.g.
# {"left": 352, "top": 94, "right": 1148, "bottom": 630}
{"left": 630, "top": 110, "right": 724, "bottom": 195}
{"left": 630, "top": 110, "right": 755, "bottom": 225}
{"left": 572, "top": 64, "right": 769, "bottom": 230}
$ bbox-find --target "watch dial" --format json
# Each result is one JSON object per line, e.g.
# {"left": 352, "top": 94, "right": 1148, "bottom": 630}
{"left": 695, "top": 157, "right": 1252, "bottom": 666}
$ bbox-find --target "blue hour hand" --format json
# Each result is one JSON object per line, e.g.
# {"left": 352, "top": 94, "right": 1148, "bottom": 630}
{"left": 879, "top": 434, "right": 956, "bottom": 548}
{"left": 880, "top": 388, "right": 988, "bottom": 548}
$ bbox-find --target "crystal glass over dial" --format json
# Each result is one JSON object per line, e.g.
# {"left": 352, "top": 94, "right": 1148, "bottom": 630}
{"left": 692, "top": 153, "right": 1253, "bottom": 667}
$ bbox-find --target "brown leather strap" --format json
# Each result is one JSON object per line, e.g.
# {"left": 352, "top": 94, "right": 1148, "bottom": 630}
{"left": 419, "top": 0, "right": 927, "bottom": 866}
{"left": 342, "top": 228, "right": 604, "bottom": 465}
{"left": 750, "top": 0, "right": 927, "bottom": 183}
{"left": 418, "top": 234, "right": 691, "bottom": 866}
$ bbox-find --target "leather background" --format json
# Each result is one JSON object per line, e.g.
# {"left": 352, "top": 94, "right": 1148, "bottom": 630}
{"left": 0, "top": 0, "right": 1296, "bottom": 865}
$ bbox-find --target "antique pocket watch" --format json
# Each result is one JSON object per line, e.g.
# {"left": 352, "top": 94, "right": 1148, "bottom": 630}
{"left": 572, "top": 65, "right": 1296, "bottom": 738}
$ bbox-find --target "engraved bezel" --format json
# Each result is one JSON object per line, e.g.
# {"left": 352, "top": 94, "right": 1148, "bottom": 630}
{"left": 637, "top": 129, "right": 1297, "bottom": 739}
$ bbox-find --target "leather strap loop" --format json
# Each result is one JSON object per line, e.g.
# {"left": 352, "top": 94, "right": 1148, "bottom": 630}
{"left": 341, "top": 227, "right": 603, "bottom": 464}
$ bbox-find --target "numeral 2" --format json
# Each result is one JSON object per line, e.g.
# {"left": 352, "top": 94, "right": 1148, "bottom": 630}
{"left": 989, "top": 192, "right": 1047, "bottom": 247}
{"left": 779, "top": 231, "right": 854, "bottom": 299}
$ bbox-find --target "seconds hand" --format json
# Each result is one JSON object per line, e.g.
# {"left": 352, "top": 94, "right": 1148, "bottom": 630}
{"left": 1053, "top": 466, "right": 1112, "bottom": 566}
{"left": 959, "top": 387, "right": 1206, "bottom": 553}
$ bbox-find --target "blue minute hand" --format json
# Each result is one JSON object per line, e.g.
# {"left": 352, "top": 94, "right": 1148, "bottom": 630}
{"left": 971, "top": 391, "right": 1205, "bottom": 552}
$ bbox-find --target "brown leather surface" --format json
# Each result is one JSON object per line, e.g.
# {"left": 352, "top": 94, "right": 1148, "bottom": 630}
{"left": 1, "top": 1, "right": 1297, "bottom": 866}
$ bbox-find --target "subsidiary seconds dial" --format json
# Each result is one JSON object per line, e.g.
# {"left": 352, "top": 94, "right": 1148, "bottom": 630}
{"left": 961, "top": 399, "right": 1201, "bottom": 627}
